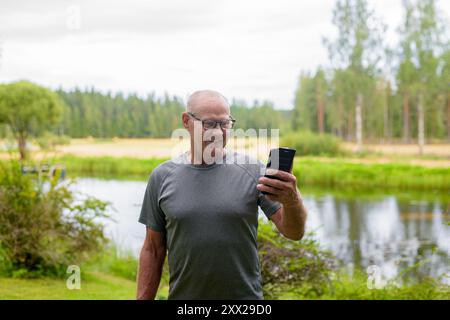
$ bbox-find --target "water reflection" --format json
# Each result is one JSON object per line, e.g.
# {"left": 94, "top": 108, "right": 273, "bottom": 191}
{"left": 72, "top": 178, "right": 449, "bottom": 283}
{"left": 306, "top": 194, "right": 449, "bottom": 282}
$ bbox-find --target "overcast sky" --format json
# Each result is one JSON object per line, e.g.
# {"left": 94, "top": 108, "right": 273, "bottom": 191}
{"left": 0, "top": 0, "right": 449, "bottom": 109}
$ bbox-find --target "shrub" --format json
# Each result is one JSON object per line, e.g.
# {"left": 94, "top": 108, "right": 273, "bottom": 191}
{"left": 35, "top": 132, "right": 71, "bottom": 151}
{"left": 0, "top": 160, "right": 110, "bottom": 277}
{"left": 257, "top": 221, "right": 449, "bottom": 300}
{"left": 281, "top": 131, "right": 344, "bottom": 156}
{"left": 319, "top": 269, "right": 450, "bottom": 300}
{"left": 258, "top": 222, "right": 337, "bottom": 299}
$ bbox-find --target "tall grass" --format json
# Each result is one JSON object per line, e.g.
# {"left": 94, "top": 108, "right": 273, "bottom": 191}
{"left": 294, "top": 158, "right": 450, "bottom": 191}
{"left": 84, "top": 244, "right": 138, "bottom": 282}
{"left": 281, "top": 131, "right": 345, "bottom": 156}
{"left": 50, "top": 155, "right": 450, "bottom": 191}
{"left": 275, "top": 270, "right": 450, "bottom": 300}
{"left": 82, "top": 243, "right": 170, "bottom": 299}
{"left": 59, "top": 155, "right": 167, "bottom": 180}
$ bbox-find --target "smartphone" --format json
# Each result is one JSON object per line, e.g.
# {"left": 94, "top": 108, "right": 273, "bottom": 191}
{"left": 262, "top": 147, "right": 296, "bottom": 195}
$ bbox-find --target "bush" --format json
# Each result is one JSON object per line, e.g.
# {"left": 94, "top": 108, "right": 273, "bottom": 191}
{"left": 281, "top": 131, "right": 344, "bottom": 156}
{"left": 0, "top": 160, "right": 110, "bottom": 277}
{"left": 35, "top": 132, "right": 71, "bottom": 151}
{"left": 258, "top": 222, "right": 337, "bottom": 299}
{"left": 318, "top": 270, "right": 450, "bottom": 300}
{"left": 257, "top": 221, "right": 449, "bottom": 300}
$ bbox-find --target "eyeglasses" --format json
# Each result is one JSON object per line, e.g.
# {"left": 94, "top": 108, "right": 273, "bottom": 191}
{"left": 187, "top": 112, "right": 236, "bottom": 130}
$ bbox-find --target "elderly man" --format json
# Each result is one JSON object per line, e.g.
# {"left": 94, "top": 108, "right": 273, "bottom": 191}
{"left": 137, "top": 90, "right": 307, "bottom": 300}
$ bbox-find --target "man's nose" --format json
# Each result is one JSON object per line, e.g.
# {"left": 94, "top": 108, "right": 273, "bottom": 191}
{"left": 214, "top": 122, "right": 224, "bottom": 130}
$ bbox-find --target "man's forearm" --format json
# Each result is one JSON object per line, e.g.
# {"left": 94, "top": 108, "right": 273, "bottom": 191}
{"left": 136, "top": 247, "right": 166, "bottom": 300}
{"left": 281, "top": 192, "right": 307, "bottom": 240}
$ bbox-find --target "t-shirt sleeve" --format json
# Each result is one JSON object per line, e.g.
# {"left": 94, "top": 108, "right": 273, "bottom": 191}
{"left": 138, "top": 167, "right": 167, "bottom": 232}
{"left": 256, "top": 160, "right": 282, "bottom": 219}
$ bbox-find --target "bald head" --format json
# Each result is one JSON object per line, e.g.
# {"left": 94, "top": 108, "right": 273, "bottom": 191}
{"left": 186, "top": 90, "right": 230, "bottom": 115}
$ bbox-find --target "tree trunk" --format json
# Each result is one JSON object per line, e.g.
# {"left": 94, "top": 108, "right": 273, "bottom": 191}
{"left": 17, "top": 134, "right": 27, "bottom": 160}
{"left": 402, "top": 92, "right": 410, "bottom": 143}
{"left": 316, "top": 84, "right": 325, "bottom": 134}
{"left": 338, "top": 97, "right": 343, "bottom": 138}
{"left": 347, "top": 109, "right": 354, "bottom": 142}
{"left": 356, "top": 93, "right": 363, "bottom": 153}
{"left": 417, "top": 93, "right": 425, "bottom": 156}
{"left": 447, "top": 92, "right": 450, "bottom": 142}
{"left": 383, "top": 91, "right": 389, "bottom": 143}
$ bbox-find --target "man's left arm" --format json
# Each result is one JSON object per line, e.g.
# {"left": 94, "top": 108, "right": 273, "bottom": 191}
{"left": 256, "top": 168, "right": 307, "bottom": 241}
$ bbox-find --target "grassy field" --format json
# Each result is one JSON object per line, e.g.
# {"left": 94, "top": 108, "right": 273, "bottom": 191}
{"left": 1, "top": 253, "right": 447, "bottom": 300}
{"left": 33, "top": 154, "right": 450, "bottom": 192}
{"left": 54, "top": 138, "right": 450, "bottom": 160}
{"left": 0, "top": 272, "right": 137, "bottom": 300}
{"left": 0, "top": 272, "right": 170, "bottom": 300}
{"left": 0, "top": 245, "right": 170, "bottom": 300}
{"left": 2, "top": 271, "right": 448, "bottom": 300}
{"left": 1, "top": 138, "right": 450, "bottom": 166}
{"left": 292, "top": 157, "right": 450, "bottom": 191}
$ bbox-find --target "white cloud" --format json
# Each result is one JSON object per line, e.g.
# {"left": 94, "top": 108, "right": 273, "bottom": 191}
{"left": 0, "top": 0, "right": 449, "bottom": 109}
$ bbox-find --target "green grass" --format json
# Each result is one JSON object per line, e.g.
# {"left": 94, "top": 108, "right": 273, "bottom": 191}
{"left": 0, "top": 244, "right": 169, "bottom": 300}
{"left": 275, "top": 271, "right": 450, "bottom": 300}
{"left": 0, "top": 272, "right": 136, "bottom": 299}
{"left": 2, "top": 271, "right": 447, "bottom": 300}
{"left": 59, "top": 155, "right": 167, "bottom": 180}
{"left": 293, "top": 158, "right": 450, "bottom": 191}
{"left": 45, "top": 155, "right": 450, "bottom": 192}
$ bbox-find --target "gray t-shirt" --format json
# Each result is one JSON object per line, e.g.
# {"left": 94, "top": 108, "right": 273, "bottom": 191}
{"left": 138, "top": 151, "right": 282, "bottom": 300}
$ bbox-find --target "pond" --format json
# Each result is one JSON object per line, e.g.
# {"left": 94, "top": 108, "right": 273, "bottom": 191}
{"left": 72, "top": 177, "right": 449, "bottom": 283}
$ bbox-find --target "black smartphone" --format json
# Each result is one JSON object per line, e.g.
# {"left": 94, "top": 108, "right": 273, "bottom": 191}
{"left": 262, "top": 147, "right": 296, "bottom": 195}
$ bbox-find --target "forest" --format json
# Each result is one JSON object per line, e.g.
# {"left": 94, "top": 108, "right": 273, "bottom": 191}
{"left": 53, "top": 89, "right": 288, "bottom": 138}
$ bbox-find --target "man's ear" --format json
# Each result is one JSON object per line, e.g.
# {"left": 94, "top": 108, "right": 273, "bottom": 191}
{"left": 182, "top": 112, "right": 190, "bottom": 129}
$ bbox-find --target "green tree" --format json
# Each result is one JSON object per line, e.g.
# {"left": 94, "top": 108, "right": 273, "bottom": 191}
{"left": 324, "top": 0, "right": 386, "bottom": 150}
{"left": 292, "top": 69, "right": 328, "bottom": 134}
{"left": 398, "top": 0, "right": 447, "bottom": 152}
{"left": 397, "top": 0, "right": 418, "bottom": 143}
{"left": 0, "top": 81, "right": 62, "bottom": 160}
{"left": 292, "top": 72, "right": 315, "bottom": 131}
{"left": 440, "top": 48, "right": 450, "bottom": 141}
{"left": 314, "top": 68, "right": 328, "bottom": 134}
